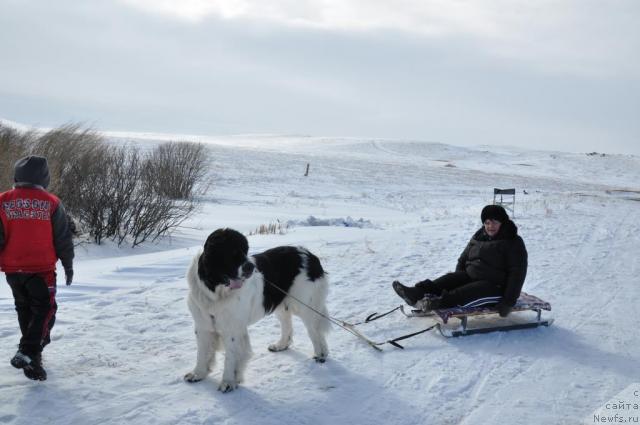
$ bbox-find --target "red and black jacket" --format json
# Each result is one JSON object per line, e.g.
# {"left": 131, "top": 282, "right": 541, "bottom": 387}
{"left": 0, "top": 185, "right": 74, "bottom": 274}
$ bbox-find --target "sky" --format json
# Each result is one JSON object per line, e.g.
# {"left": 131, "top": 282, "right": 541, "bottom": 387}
{"left": 0, "top": 0, "right": 639, "bottom": 155}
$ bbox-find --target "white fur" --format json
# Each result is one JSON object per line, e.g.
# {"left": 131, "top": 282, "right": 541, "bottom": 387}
{"left": 184, "top": 252, "right": 330, "bottom": 392}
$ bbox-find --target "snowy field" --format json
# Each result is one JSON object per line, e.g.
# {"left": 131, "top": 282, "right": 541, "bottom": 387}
{"left": 1, "top": 135, "right": 639, "bottom": 425}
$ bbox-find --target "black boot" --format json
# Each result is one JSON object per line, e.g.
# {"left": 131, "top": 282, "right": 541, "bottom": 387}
{"left": 392, "top": 281, "right": 426, "bottom": 306}
{"left": 23, "top": 354, "right": 46, "bottom": 381}
{"left": 10, "top": 350, "right": 33, "bottom": 369}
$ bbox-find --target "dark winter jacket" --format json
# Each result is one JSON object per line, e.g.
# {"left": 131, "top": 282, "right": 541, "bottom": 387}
{"left": 0, "top": 156, "right": 74, "bottom": 274}
{"left": 455, "top": 220, "right": 528, "bottom": 307}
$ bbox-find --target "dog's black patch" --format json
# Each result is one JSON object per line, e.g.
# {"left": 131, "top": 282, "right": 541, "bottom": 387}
{"left": 253, "top": 247, "right": 325, "bottom": 313}
{"left": 253, "top": 247, "right": 301, "bottom": 313}
{"left": 303, "top": 249, "right": 325, "bottom": 282}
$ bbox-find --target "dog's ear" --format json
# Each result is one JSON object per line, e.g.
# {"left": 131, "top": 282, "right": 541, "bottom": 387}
{"left": 204, "top": 229, "right": 225, "bottom": 253}
{"left": 223, "top": 228, "right": 249, "bottom": 255}
{"left": 236, "top": 232, "right": 249, "bottom": 255}
{"left": 197, "top": 252, "right": 209, "bottom": 281}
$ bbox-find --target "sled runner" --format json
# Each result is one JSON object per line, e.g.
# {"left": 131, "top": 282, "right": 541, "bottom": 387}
{"left": 402, "top": 292, "right": 553, "bottom": 337}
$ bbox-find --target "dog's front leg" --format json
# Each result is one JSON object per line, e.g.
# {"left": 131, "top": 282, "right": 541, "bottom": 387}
{"left": 219, "top": 331, "right": 252, "bottom": 393}
{"left": 185, "top": 300, "right": 218, "bottom": 383}
{"left": 185, "top": 327, "right": 216, "bottom": 382}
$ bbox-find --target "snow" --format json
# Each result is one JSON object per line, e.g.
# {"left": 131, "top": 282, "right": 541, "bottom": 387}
{"left": 1, "top": 134, "right": 639, "bottom": 425}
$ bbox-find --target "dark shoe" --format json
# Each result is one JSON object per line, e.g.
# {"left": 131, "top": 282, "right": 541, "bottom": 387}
{"left": 23, "top": 354, "right": 46, "bottom": 381}
{"left": 392, "top": 281, "right": 425, "bottom": 306}
{"left": 416, "top": 295, "right": 442, "bottom": 313}
{"left": 10, "top": 351, "right": 33, "bottom": 369}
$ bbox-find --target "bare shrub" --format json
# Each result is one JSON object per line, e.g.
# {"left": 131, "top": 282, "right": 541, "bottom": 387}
{"left": 0, "top": 125, "right": 34, "bottom": 191}
{"left": 144, "top": 141, "right": 210, "bottom": 200}
{"left": 63, "top": 144, "right": 144, "bottom": 245}
{"left": 64, "top": 141, "right": 198, "bottom": 246}
{"left": 126, "top": 167, "right": 196, "bottom": 246}
{"left": 31, "top": 124, "right": 105, "bottom": 196}
{"left": 65, "top": 145, "right": 115, "bottom": 244}
{"left": 2, "top": 123, "right": 205, "bottom": 247}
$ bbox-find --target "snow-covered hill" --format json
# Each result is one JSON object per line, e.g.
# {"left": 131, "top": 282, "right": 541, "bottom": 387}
{"left": 1, "top": 133, "right": 638, "bottom": 425}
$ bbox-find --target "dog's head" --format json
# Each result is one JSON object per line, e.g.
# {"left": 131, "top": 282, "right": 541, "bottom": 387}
{"left": 198, "top": 228, "right": 255, "bottom": 292}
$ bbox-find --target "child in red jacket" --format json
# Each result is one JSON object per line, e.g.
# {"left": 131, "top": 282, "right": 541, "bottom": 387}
{"left": 0, "top": 155, "right": 74, "bottom": 381}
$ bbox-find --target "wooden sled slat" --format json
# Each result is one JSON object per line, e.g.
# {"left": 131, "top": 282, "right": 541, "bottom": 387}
{"left": 434, "top": 292, "right": 551, "bottom": 324}
{"left": 405, "top": 292, "right": 553, "bottom": 338}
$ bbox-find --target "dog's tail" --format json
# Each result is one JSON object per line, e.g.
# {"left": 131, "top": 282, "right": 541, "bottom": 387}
{"left": 299, "top": 249, "right": 331, "bottom": 335}
{"left": 317, "top": 277, "right": 332, "bottom": 335}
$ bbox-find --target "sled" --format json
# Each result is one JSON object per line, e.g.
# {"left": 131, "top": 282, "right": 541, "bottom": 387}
{"left": 401, "top": 292, "right": 553, "bottom": 338}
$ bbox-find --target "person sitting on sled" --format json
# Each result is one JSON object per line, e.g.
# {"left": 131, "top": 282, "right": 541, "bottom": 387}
{"left": 393, "top": 204, "right": 527, "bottom": 318}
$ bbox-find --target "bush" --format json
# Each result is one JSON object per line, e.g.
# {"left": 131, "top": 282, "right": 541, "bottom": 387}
{"left": 65, "top": 143, "right": 140, "bottom": 245}
{"left": 145, "top": 141, "right": 210, "bottom": 200}
{"left": 0, "top": 125, "right": 34, "bottom": 191}
{"left": 0, "top": 123, "right": 209, "bottom": 247}
{"left": 31, "top": 124, "right": 105, "bottom": 196}
{"left": 126, "top": 167, "right": 196, "bottom": 246}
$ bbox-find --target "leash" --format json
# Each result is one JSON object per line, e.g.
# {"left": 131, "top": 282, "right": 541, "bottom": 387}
{"left": 380, "top": 324, "right": 439, "bottom": 349}
{"left": 263, "top": 277, "right": 387, "bottom": 350}
{"left": 343, "top": 304, "right": 438, "bottom": 349}
{"left": 346, "top": 305, "right": 403, "bottom": 326}
{"left": 263, "top": 278, "right": 437, "bottom": 350}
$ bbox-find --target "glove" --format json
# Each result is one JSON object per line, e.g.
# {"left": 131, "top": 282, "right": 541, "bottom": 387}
{"left": 65, "top": 268, "right": 74, "bottom": 286}
{"left": 497, "top": 302, "right": 512, "bottom": 318}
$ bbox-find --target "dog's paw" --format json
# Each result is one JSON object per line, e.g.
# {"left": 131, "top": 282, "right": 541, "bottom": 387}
{"left": 218, "top": 380, "right": 238, "bottom": 393}
{"left": 313, "top": 355, "right": 327, "bottom": 363}
{"left": 184, "top": 372, "right": 205, "bottom": 383}
{"left": 268, "top": 343, "right": 290, "bottom": 352}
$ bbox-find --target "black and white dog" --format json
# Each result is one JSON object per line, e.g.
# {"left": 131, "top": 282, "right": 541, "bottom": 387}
{"left": 184, "top": 228, "right": 330, "bottom": 392}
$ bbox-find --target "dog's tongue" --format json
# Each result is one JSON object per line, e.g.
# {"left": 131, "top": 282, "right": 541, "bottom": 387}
{"left": 228, "top": 279, "right": 244, "bottom": 289}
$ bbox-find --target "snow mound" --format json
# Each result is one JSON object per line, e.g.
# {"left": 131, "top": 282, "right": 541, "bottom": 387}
{"left": 288, "top": 215, "right": 375, "bottom": 228}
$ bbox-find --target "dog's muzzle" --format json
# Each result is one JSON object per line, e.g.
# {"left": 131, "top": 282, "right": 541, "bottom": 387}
{"left": 241, "top": 262, "right": 255, "bottom": 278}
{"left": 226, "top": 262, "right": 255, "bottom": 289}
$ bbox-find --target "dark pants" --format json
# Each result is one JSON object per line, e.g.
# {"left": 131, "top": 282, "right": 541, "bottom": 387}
{"left": 6, "top": 272, "right": 57, "bottom": 356}
{"left": 418, "top": 271, "right": 503, "bottom": 309}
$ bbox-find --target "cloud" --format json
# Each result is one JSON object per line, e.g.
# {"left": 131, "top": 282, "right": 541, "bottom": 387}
{"left": 118, "top": 0, "right": 640, "bottom": 78}
{"left": 0, "top": 0, "right": 638, "bottom": 155}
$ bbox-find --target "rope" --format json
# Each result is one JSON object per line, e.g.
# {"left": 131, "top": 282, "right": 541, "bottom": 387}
{"left": 353, "top": 305, "right": 402, "bottom": 326}
{"left": 262, "top": 278, "right": 385, "bottom": 346}
{"left": 262, "top": 278, "right": 436, "bottom": 350}
{"left": 383, "top": 324, "right": 439, "bottom": 349}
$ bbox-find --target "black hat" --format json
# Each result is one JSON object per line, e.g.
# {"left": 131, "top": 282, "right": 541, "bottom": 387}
{"left": 481, "top": 204, "right": 509, "bottom": 223}
{"left": 14, "top": 155, "right": 51, "bottom": 189}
